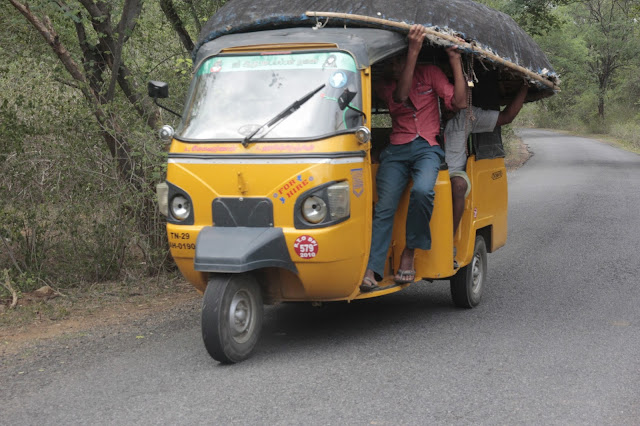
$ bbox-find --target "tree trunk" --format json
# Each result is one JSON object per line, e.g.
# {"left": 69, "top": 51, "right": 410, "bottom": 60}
{"left": 597, "top": 94, "right": 605, "bottom": 119}
{"left": 160, "top": 0, "right": 195, "bottom": 52}
{"left": 9, "top": 0, "right": 155, "bottom": 189}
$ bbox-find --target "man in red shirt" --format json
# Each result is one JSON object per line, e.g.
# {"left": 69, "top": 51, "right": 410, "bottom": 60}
{"left": 361, "top": 24, "right": 467, "bottom": 292}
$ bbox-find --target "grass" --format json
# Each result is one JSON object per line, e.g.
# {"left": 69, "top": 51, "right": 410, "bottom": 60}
{"left": 515, "top": 104, "right": 640, "bottom": 155}
{"left": 604, "top": 121, "right": 640, "bottom": 153}
{"left": 0, "top": 301, "right": 72, "bottom": 328}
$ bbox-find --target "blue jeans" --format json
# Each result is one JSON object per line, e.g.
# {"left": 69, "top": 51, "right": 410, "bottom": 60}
{"left": 367, "top": 137, "right": 444, "bottom": 280}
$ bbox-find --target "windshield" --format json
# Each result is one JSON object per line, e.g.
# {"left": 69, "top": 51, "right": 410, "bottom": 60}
{"left": 176, "top": 51, "right": 363, "bottom": 141}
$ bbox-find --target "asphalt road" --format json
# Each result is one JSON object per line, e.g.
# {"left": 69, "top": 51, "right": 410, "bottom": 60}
{"left": 3, "top": 129, "right": 640, "bottom": 425}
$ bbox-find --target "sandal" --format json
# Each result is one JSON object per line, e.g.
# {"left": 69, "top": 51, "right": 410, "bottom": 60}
{"left": 394, "top": 269, "right": 416, "bottom": 284}
{"left": 359, "top": 276, "right": 380, "bottom": 293}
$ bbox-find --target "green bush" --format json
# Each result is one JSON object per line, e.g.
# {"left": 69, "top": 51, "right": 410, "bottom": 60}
{"left": 609, "top": 121, "right": 640, "bottom": 151}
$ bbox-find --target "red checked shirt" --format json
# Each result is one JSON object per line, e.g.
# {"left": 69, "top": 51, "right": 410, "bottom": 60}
{"left": 375, "top": 64, "right": 455, "bottom": 146}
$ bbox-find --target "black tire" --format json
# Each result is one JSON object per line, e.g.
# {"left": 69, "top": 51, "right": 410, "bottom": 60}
{"left": 450, "top": 236, "right": 487, "bottom": 308}
{"left": 202, "top": 273, "right": 263, "bottom": 363}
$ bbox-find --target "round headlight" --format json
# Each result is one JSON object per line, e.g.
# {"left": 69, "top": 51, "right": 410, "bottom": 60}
{"left": 170, "top": 195, "right": 191, "bottom": 221}
{"left": 355, "top": 126, "right": 371, "bottom": 144}
{"left": 159, "top": 125, "right": 175, "bottom": 142}
{"left": 301, "top": 196, "right": 327, "bottom": 224}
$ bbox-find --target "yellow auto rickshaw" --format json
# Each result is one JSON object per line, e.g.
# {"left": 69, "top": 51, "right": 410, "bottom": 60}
{"left": 149, "top": 2, "right": 558, "bottom": 363}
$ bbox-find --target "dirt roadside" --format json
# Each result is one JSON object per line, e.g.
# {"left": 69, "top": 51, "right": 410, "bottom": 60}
{"left": 0, "top": 277, "right": 200, "bottom": 359}
{"left": 505, "top": 133, "right": 533, "bottom": 170}
{"left": 1, "top": 137, "right": 532, "bottom": 360}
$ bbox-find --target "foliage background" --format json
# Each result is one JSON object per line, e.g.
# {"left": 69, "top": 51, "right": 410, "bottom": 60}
{"left": 1, "top": 0, "right": 639, "bottom": 297}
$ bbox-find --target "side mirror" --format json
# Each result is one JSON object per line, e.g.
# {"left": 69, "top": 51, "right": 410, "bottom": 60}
{"left": 338, "top": 88, "right": 357, "bottom": 111}
{"left": 337, "top": 87, "right": 366, "bottom": 123}
{"left": 148, "top": 80, "right": 181, "bottom": 117}
{"left": 148, "top": 81, "right": 169, "bottom": 99}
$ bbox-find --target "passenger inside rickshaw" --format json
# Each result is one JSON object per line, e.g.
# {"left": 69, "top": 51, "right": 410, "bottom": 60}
{"left": 369, "top": 41, "right": 455, "bottom": 162}
{"left": 361, "top": 24, "right": 467, "bottom": 292}
{"left": 443, "top": 68, "right": 528, "bottom": 238}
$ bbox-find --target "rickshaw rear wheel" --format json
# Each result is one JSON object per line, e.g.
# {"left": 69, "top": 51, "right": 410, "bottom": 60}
{"left": 450, "top": 236, "right": 487, "bottom": 308}
{"left": 202, "top": 273, "right": 263, "bottom": 363}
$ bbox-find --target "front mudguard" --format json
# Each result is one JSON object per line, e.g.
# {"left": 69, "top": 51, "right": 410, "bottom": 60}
{"left": 194, "top": 226, "right": 297, "bottom": 274}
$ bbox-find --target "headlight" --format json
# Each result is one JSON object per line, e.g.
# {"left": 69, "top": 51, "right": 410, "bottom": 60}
{"left": 159, "top": 125, "right": 174, "bottom": 142}
{"left": 326, "top": 181, "right": 350, "bottom": 220}
{"left": 355, "top": 126, "right": 371, "bottom": 144}
{"left": 171, "top": 195, "right": 191, "bottom": 221}
{"left": 296, "top": 181, "right": 351, "bottom": 228}
{"left": 301, "top": 196, "right": 327, "bottom": 224}
{"left": 156, "top": 182, "right": 169, "bottom": 216}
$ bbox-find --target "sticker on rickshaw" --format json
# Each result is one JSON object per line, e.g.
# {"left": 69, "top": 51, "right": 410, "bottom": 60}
{"left": 182, "top": 145, "right": 238, "bottom": 153}
{"left": 254, "top": 143, "right": 315, "bottom": 153}
{"left": 350, "top": 168, "right": 364, "bottom": 197}
{"left": 273, "top": 174, "right": 314, "bottom": 204}
{"left": 329, "top": 71, "right": 347, "bottom": 88}
{"left": 293, "top": 235, "right": 319, "bottom": 259}
{"left": 209, "top": 60, "right": 223, "bottom": 73}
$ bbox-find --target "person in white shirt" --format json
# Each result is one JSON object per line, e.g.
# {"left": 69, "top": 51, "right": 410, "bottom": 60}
{"left": 444, "top": 81, "right": 528, "bottom": 264}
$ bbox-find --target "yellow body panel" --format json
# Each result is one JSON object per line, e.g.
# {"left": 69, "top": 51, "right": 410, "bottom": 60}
{"left": 167, "top": 132, "right": 375, "bottom": 301}
{"left": 394, "top": 170, "right": 455, "bottom": 280}
{"left": 455, "top": 156, "right": 508, "bottom": 266}
{"left": 369, "top": 166, "right": 456, "bottom": 280}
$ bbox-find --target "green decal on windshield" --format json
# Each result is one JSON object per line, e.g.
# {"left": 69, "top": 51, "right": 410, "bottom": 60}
{"left": 197, "top": 52, "right": 357, "bottom": 76}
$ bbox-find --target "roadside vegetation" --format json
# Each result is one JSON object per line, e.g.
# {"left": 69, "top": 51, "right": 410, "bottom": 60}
{"left": 1, "top": 0, "right": 639, "bottom": 318}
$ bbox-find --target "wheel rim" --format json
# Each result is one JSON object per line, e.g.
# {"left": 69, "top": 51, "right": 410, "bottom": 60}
{"left": 471, "top": 251, "right": 484, "bottom": 297}
{"left": 228, "top": 289, "right": 256, "bottom": 344}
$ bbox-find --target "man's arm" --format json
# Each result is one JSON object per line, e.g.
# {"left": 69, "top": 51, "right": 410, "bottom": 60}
{"left": 446, "top": 46, "right": 467, "bottom": 111}
{"left": 393, "top": 24, "right": 424, "bottom": 103}
{"left": 496, "top": 83, "right": 528, "bottom": 126}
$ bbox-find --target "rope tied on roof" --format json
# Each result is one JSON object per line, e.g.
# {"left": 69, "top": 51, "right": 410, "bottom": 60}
{"left": 312, "top": 16, "right": 329, "bottom": 30}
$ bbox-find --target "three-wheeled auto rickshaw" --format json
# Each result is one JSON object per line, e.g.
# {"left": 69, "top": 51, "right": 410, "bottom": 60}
{"left": 150, "top": 0, "right": 559, "bottom": 363}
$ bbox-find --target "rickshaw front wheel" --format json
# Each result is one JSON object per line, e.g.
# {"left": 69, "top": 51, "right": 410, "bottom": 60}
{"left": 202, "top": 273, "right": 263, "bottom": 363}
{"left": 450, "top": 236, "right": 487, "bottom": 308}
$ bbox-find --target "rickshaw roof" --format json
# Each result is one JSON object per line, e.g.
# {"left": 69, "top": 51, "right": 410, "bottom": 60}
{"left": 194, "top": 0, "right": 559, "bottom": 99}
{"left": 194, "top": 27, "right": 407, "bottom": 70}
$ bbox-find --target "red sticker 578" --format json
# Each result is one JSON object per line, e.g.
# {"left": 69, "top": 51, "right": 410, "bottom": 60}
{"left": 293, "top": 235, "right": 319, "bottom": 259}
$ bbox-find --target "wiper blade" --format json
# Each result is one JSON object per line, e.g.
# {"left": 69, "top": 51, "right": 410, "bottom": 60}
{"left": 242, "top": 84, "right": 325, "bottom": 147}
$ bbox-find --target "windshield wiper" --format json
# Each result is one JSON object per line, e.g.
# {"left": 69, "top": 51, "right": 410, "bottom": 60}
{"left": 242, "top": 84, "right": 326, "bottom": 147}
